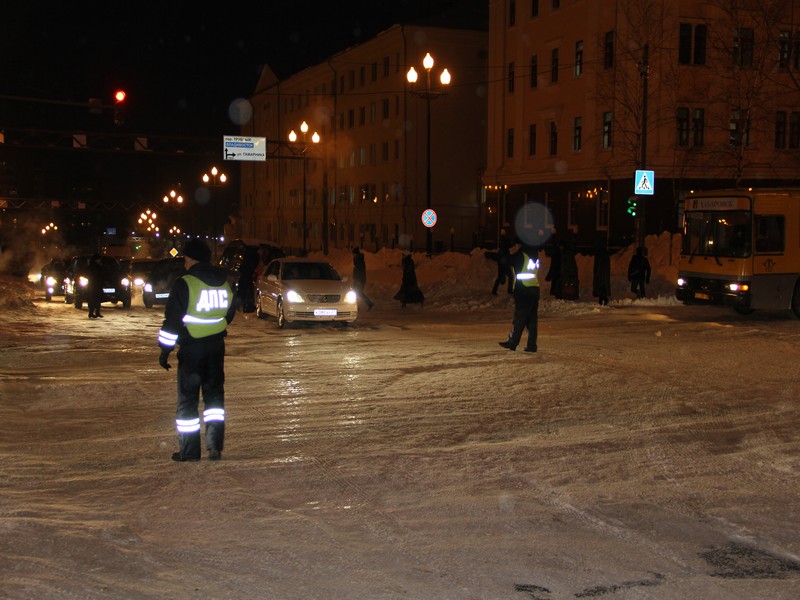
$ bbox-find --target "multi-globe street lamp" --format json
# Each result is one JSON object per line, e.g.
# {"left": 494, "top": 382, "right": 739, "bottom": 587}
{"left": 407, "top": 52, "right": 451, "bottom": 256}
{"left": 288, "top": 121, "right": 320, "bottom": 254}
{"left": 201, "top": 167, "right": 227, "bottom": 253}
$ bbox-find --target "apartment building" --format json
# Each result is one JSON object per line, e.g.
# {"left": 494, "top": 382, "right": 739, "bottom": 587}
{"left": 486, "top": 0, "right": 800, "bottom": 249}
{"left": 238, "top": 24, "right": 488, "bottom": 254}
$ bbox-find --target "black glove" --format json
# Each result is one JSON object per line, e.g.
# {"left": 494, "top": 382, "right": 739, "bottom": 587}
{"left": 159, "top": 349, "right": 172, "bottom": 371}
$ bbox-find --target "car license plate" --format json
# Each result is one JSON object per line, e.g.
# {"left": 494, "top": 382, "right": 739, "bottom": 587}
{"left": 695, "top": 292, "right": 709, "bottom": 300}
{"left": 314, "top": 308, "right": 337, "bottom": 317}
{"left": 103, "top": 288, "right": 115, "bottom": 294}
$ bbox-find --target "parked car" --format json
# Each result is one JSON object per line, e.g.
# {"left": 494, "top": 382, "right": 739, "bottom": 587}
{"left": 40, "top": 258, "right": 67, "bottom": 301}
{"left": 128, "top": 258, "right": 162, "bottom": 294}
{"left": 142, "top": 257, "right": 186, "bottom": 309}
{"left": 63, "top": 255, "right": 132, "bottom": 309}
{"left": 255, "top": 258, "right": 358, "bottom": 328}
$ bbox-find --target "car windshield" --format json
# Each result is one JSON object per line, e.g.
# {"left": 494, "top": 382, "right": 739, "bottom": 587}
{"left": 283, "top": 262, "right": 341, "bottom": 281}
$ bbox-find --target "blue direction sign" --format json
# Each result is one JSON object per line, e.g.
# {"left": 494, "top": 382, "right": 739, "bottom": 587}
{"left": 634, "top": 169, "right": 655, "bottom": 195}
{"left": 224, "top": 136, "right": 266, "bottom": 162}
{"left": 421, "top": 209, "right": 437, "bottom": 228}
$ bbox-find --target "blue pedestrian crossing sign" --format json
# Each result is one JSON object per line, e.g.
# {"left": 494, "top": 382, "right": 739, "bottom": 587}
{"left": 634, "top": 170, "right": 655, "bottom": 195}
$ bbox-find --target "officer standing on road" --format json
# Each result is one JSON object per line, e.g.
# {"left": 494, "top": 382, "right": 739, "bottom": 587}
{"left": 499, "top": 240, "right": 541, "bottom": 353}
{"left": 157, "top": 239, "right": 240, "bottom": 462}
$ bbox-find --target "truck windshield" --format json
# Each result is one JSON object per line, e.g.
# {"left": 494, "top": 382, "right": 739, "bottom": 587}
{"left": 682, "top": 211, "right": 751, "bottom": 258}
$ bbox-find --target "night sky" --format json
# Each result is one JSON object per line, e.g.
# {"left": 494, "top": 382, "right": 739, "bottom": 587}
{"left": 3, "top": 1, "right": 487, "bottom": 136}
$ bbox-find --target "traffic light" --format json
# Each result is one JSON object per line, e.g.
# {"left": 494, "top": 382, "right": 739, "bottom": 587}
{"left": 113, "top": 89, "right": 126, "bottom": 126}
{"left": 626, "top": 196, "right": 639, "bottom": 217}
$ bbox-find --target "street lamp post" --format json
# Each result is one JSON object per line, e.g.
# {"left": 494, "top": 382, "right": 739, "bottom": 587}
{"left": 407, "top": 52, "right": 451, "bottom": 257}
{"left": 201, "top": 167, "right": 227, "bottom": 255}
{"left": 288, "top": 121, "right": 320, "bottom": 254}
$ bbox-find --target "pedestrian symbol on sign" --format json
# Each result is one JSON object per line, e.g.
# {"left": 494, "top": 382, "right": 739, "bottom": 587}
{"left": 634, "top": 169, "right": 655, "bottom": 196}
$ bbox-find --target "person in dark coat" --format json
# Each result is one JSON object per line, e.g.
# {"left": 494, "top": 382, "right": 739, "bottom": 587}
{"left": 544, "top": 240, "right": 562, "bottom": 299}
{"left": 627, "top": 246, "right": 652, "bottom": 299}
{"left": 394, "top": 253, "right": 424, "bottom": 307}
{"left": 237, "top": 246, "right": 260, "bottom": 313}
{"left": 491, "top": 228, "right": 514, "bottom": 295}
{"left": 558, "top": 239, "right": 580, "bottom": 300}
{"left": 499, "top": 242, "right": 541, "bottom": 353}
{"left": 158, "top": 239, "right": 240, "bottom": 462}
{"left": 592, "top": 244, "right": 612, "bottom": 306}
{"left": 86, "top": 254, "right": 104, "bottom": 319}
{"left": 352, "top": 247, "right": 375, "bottom": 311}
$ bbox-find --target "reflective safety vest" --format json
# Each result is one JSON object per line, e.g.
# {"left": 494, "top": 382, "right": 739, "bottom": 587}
{"left": 182, "top": 274, "right": 232, "bottom": 339}
{"left": 515, "top": 251, "right": 541, "bottom": 288}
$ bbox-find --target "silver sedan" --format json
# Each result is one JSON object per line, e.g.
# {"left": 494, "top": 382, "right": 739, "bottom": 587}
{"left": 255, "top": 258, "right": 358, "bottom": 328}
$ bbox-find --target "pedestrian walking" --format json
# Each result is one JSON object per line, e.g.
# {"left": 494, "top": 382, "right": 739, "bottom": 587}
{"left": 627, "top": 246, "right": 651, "bottom": 299}
{"left": 592, "top": 243, "right": 611, "bottom": 306}
{"left": 491, "top": 228, "right": 514, "bottom": 295}
{"left": 352, "top": 247, "right": 375, "bottom": 311}
{"left": 87, "top": 254, "right": 104, "bottom": 319}
{"left": 499, "top": 242, "right": 541, "bottom": 353}
{"left": 157, "top": 239, "right": 240, "bottom": 462}
{"left": 394, "top": 253, "right": 424, "bottom": 308}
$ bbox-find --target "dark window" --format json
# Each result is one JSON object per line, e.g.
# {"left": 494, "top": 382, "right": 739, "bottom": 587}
{"left": 551, "top": 48, "right": 559, "bottom": 82}
{"left": 790, "top": 112, "right": 800, "bottom": 148}
{"left": 572, "top": 117, "right": 582, "bottom": 151}
{"left": 602, "top": 111, "right": 612, "bottom": 148}
{"left": 371, "top": 62, "right": 378, "bottom": 82}
{"left": 776, "top": 111, "right": 787, "bottom": 148}
{"left": 549, "top": 122, "right": 557, "bottom": 155}
{"left": 359, "top": 106, "right": 366, "bottom": 126}
{"left": 779, "top": 31, "right": 790, "bottom": 69}
{"left": 382, "top": 98, "right": 389, "bottom": 119}
{"left": 552, "top": 0, "right": 560, "bottom": 8}
{"left": 507, "top": 128, "right": 515, "bottom": 158}
{"left": 532, "top": 0, "right": 539, "bottom": 17}
{"left": 692, "top": 108, "right": 705, "bottom": 146}
{"left": 508, "top": 62, "right": 515, "bottom": 93}
{"left": 755, "top": 215, "right": 785, "bottom": 253}
{"left": 794, "top": 33, "right": 800, "bottom": 69}
{"left": 383, "top": 56, "right": 390, "bottom": 76}
{"left": 734, "top": 28, "right": 754, "bottom": 67}
{"left": 530, "top": 55, "right": 538, "bottom": 88}
{"left": 679, "top": 23, "right": 692, "bottom": 64}
{"left": 348, "top": 109, "right": 355, "bottom": 128}
{"left": 529, "top": 123, "right": 536, "bottom": 155}
{"left": 509, "top": 0, "right": 515, "bottom": 26}
{"left": 604, "top": 31, "right": 614, "bottom": 68}
{"left": 694, "top": 25, "right": 707, "bottom": 64}
{"left": 574, "top": 41, "right": 583, "bottom": 77}
{"left": 676, "top": 107, "right": 690, "bottom": 146}
{"left": 729, "top": 108, "right": 750, "bottom": 147}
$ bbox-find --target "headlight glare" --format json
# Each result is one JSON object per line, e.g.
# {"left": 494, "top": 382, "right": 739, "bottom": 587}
{"left": 285, "top": 290, "right": 304, "bottom": 303}
{"left": 345, "top": 290, "right": 358, "bottom": 304}
{"left": 78, "top": 276, "right": 89, "bottom": 287}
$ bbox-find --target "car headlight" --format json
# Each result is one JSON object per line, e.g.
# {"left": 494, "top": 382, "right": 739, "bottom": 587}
{"left": 285, "top": 289, "right": 304, "bottom": 303}
{"left": 144, "top": 283, "right": 153, "bottom": 293}
{"left": 78, "top": 276, "right": 89, "bottom": 287}
{"left": 45, "top": 276, "right": 57, "bottom": 287}
{"left": 729, "top": 282, "right": 749, "bottom": 292}
{"left": 345, "top": 290, "right": 358, "bottom": 304}
{"left": 121, "top": 277, "right": 131, "bottom": 287}
{"left": 676, "top": 277, "right": 686, "bottom": 287}
{"left": 134, "top": 276, "right": 145, "bottom": 287}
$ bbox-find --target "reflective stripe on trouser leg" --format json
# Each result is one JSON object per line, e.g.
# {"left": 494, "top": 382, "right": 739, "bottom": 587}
{"left": 204, "top": 408, "right": 225, "bottom": 453}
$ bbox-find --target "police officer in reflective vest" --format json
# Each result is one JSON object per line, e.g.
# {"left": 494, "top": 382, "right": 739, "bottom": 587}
{"left": 158, "top": 239, "right": 239, "bottom": 462}
{"left": 499, "top": 242, "right": 541, "bottom": 353}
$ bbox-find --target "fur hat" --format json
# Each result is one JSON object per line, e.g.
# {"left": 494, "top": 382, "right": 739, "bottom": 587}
{"left": 183, "top": 239, "right": 211, "bottom": 262}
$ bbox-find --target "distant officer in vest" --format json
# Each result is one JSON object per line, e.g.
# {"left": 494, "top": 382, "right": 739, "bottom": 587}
{"left": 158, "top": 239, "right": 240, "bottom": 462}
{"left": 499, "top": 240, "right": 542, "bottom": 353}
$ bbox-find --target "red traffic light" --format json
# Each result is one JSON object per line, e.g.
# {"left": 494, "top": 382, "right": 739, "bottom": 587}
{"left": 114, "top": 90, "right": 126, "bottom": 103}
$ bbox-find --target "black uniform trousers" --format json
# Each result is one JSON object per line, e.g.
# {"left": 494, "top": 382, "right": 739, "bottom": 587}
{"left": 507, "top": 286, "right": 540, "bottom": 350}
{"left": 176, "top": 337, "right": 226, "bottom": 458}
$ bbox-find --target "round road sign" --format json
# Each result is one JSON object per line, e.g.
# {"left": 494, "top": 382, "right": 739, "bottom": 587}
{"left": 421, "top": 209, "right": 437, "bottom": 228}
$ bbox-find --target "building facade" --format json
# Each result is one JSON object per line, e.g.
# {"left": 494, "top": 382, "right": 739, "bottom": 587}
{"left": 238, "top": 24, "right": 488, "bottom": 254}
{"left": 486, "top": 0, "right": 800, "bottom": 250}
